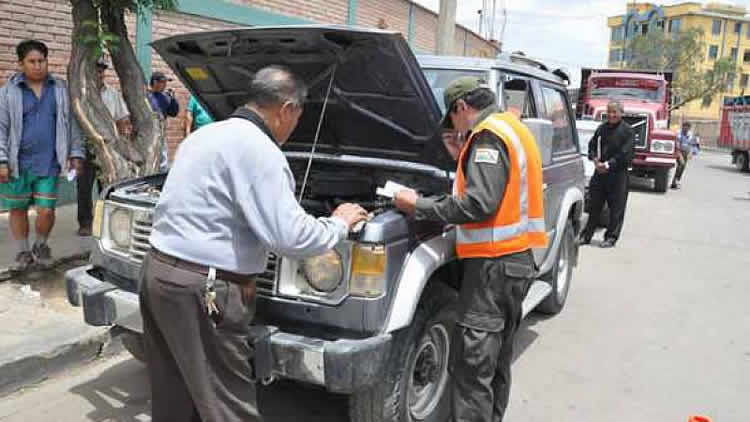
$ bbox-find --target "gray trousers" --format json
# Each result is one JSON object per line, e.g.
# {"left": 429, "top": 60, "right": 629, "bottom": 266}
{"left": 139, "top": 252, "right": 256, "bottom": 422}
{"left": 452, "top": 252, "right": 535, "bottom": 422}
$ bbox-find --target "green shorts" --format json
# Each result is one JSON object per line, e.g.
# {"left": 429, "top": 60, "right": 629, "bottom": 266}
{"left": 0, "top": 170, "right": 59, "bottom": 210}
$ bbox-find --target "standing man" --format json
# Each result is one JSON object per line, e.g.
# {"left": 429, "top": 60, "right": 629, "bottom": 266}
{"left": 671, "top": 122, "right": 698, "bottom": 190}
{"left": 393, "top": 77, "right": 548, "bottom": 422}
{"left": 147, "top": 71, "right": 178, "bottom": 171}
{"left": 0, "top": 40, "right": 84, "bottom": 271}
{"left": 579, "top": 100, "right": 634, "bottom": 248}
{"left": 76, "top": 58, "right": 129, "bottom": 236}
{"left": 184, "top": 94, "right": 214, "bottom": 136}
{"left": 140, "top": 66, "right": 367, "bottom": 422}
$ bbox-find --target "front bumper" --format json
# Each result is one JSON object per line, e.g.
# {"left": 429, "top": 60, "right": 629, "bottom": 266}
{"left": 65, "top": 265, "right": 392, "bottom": 393}
{"left": 632, "top": 156, "right": 676, "bottom": 169}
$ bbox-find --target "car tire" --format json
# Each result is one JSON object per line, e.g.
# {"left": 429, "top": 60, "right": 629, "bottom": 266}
{"left": 654, "top": 168, "right": 670, "bottom": 193}
{"left": 349, "top": 282, "right": 458, "bottom": 422}
{"left": 736, "top": 151, "right": 749, "bottom": 172}
{"left": 537, "top": 220, "right": 575, "bottom": 315}
{"left": 121, "top": 330, "right": 146, "bottom": 363}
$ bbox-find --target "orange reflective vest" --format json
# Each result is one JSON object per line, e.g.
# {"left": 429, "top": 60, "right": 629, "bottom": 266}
{"left": 454, "top": 112, "right": 548, "bottom": 258}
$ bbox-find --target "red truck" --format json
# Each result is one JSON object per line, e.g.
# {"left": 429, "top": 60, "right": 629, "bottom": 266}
{"left": 576, "top": 68, "right": 679, "bottom": 192}
{"left": 719, "top": 96, "right": 750, "bottom": 172}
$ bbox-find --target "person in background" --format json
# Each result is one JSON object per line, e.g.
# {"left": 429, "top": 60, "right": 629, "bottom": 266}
{"left": 147, "top": 71, "right": 178, "bottom": 172}
{"left": 76, "top": 57, "right": 129, "bottom": 237}
{"left": 671, "top": 122, "right": 699, "bottom": 190}
{"left": 579, "top": 100, "right": 634, "bottom": 248}
{"left": 184, "top": 94, "right": 214, "bottom": 136}
{"left": 0, "top": 40, "right": 84, "bottom": 271}
{"left": 394, "top": 76, "right": 547, "bottom": 422}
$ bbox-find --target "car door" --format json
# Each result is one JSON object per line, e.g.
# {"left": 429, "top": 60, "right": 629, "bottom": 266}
{"left": 536, "top": 81, "right": 582, "bottom": 258}
{"left": 498, "top": 73, "right": 553, "bottom": 264}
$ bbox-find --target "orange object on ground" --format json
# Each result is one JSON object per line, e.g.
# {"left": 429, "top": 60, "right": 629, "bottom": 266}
{"left": 687, "top": 416, "right": 711, "bottom": 422}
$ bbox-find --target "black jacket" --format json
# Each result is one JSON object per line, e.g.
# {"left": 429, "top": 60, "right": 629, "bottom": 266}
{"left": 588, "top": 120, "right": 635, "bottom": 173}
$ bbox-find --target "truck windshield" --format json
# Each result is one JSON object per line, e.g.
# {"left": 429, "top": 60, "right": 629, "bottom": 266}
{"left": 422, "top": 68, "right": 490, "bottom": 112}
{"left": 590, "top": 77, "right": 664, "bottom": 102}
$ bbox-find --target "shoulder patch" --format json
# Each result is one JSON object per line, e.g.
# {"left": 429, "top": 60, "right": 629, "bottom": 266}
{"left": 474, "top": 148, "right": 500, "bottom": 164}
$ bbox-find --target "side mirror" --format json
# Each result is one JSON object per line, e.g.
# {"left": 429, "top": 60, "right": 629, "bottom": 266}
{"left": 524, "top": 118, "right": 553, "bottom": 165}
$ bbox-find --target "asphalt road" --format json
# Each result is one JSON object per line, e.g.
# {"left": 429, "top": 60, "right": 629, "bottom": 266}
{"left": 0, "top": 151, "right": 748, "bottom": 422}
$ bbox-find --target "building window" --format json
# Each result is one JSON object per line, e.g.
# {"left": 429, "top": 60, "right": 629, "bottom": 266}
{"left": 669, "top": 18, "right": 681, "bottom": 34}
{"left": 744, "top": 50, "right": 750, "bottom": 63}
{"left": 656, "top": 20, "right": 665, "bottom": 31}
{"left": 726, "top": 73, "right": 736, "bottom": 91}
{"left": 735, "top": 22, "right": 743, "bottom": 34}
{"left": 732, "top": 47, "right": 739, "bottom": 62}
{"left": 741, "top": 74, "right": 749, "bottom": 88}
{"left": 702, "top": 95, "right": 712, "bottom": 108}
{"left": 712, "top": 19, "right": 722, "bottom": 36}
{"left": 709, "top": 45, "right": 719, "bottom": 60}
{"left": 611, "top": 26, "right": 624, "bottom": 41}
{"left": 609, "top": 49, "right": 623, "bottom": 63}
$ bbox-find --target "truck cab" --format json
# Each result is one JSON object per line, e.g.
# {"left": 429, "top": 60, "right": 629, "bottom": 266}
{"left": 577, "top": 69, "right": 678, "bottom": 192}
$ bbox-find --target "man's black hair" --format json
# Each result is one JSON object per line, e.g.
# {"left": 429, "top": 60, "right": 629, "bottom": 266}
{"left": 16, "top": 40, "right": 48, "bottom": 62}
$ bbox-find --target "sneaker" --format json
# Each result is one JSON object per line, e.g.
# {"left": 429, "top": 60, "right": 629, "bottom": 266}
{"left": 9, "top": 251, "right": 35, "bottom": 273}
{"left": 600, "top": 238, "right": 616, "bottom": 248}
{"left": 32, "top": 243, "right": 53, "bottom": 269}
{"left": 577, "top": 235, "right": 592, "bottom": 246}
{"left": 77, "top": 225, "right": 92, "bottom": 237}
{"left": 671, "top": 182, "right": 681, "bottom": 190}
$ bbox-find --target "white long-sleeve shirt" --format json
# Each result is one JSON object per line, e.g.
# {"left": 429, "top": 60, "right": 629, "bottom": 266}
{"left": 149, "top": 108, "right": 348, "bottom": 274}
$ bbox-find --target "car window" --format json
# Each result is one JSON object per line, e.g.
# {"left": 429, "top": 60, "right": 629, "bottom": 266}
{"left": 540, "top": 86, "right": 577, "bottom": 154}
{"left": 422, "top": 68, "right": 490, "bottom": 113}
{"left": 500, "top": 76, "right": 537, "bottom": 119}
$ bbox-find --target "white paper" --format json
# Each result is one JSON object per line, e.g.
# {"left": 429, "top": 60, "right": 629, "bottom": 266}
{"left": 376, "top": 180, "right": 412, "bottom": 198}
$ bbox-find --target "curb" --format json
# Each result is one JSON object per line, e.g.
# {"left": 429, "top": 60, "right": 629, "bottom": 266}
{"left": 0, "top": 326, "right": 126, "bottom": 398}
{"left": 0, "top": 251, "right": 91, "bottom": 282}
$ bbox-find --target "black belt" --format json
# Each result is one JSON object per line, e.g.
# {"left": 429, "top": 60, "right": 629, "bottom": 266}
{"left": 150, "top": 248, "right": 255, "bottom": 285}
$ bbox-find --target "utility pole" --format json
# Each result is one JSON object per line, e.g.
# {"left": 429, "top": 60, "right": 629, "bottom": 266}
{"left": 437, "top": 0, "right": 457, "bottom": 55}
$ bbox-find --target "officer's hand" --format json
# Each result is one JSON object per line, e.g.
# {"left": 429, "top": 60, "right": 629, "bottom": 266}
{"left": 332, "top": 203, "right": 369, "bottom": 229}
{"left": 393, "top": 189, "right": 418, "bottom": 216}
{"left": 69, "top": 158, "right": 84, "bottom": 175}
{"left": 594, "top": 160, "right": 609, "bottom": 174}
{"left": 0, "top": 164, "right": 8, "bottom": 184}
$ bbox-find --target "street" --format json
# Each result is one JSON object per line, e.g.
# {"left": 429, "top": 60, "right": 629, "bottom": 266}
{"left": 0, "top": 151, "right": 748, "bottom": 421}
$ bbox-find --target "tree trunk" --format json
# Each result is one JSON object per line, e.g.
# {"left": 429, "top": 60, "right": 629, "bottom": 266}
{"left": 68, "top": 0, "right": 163, "bottom": 186}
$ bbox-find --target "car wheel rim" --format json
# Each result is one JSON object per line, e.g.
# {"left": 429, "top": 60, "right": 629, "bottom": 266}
{"left": 407, "top": 323, "right": 450, "bottom": 421}
{"left": 556, "top": 235, "right": 570, "bottom": 298}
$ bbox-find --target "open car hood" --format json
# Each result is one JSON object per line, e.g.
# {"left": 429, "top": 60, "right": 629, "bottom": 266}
{"left": 151, "top": 25, "right": 451, "bottom": 171}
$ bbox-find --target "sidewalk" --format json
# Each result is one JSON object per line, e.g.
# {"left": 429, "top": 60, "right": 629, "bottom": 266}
{"left": 0, "top": 204, "right": 119, "bottom": 397}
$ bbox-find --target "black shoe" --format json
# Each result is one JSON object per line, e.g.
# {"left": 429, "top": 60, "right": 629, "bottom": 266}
{"left": 32, "top": 243, "right": 53, "bottom": 269}
{"left": 577, "top": 236, "right": 592, "bottom": 246}
{"left": 600, "top": 238, "right": 616, "bottom": 248}
{"left": 77, "top": 225, "right": 92, "bottom": 237}
{"left": 9, "top": 251, "right": 34, "bottom": 273}
{"left": 671, "top": 182, "right": 680, "bottom": 190}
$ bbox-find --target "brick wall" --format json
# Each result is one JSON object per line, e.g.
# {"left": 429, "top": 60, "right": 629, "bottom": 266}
{"left": 0, "top": 0, "right": 499, "bottom": 161}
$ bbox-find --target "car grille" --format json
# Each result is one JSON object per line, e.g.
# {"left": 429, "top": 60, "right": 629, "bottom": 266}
{"left": 126, "top": 210, "right": 279, "bottom": 296}
{"left": 255, "top": 253, "right": 279, "bottom": 296}
{"left": 623, "top": 115, "right": 648, "bottom": 149}
{"left": 130, "top": 210, "right": 153, "bottom": 263}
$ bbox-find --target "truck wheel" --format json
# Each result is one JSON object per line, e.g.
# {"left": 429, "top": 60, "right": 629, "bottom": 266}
{"left": 537, "top": 220, "right": 574, "bottom": 315}
{"left": 349, "top": 282, "right": 458, "bottom": 422}
{"left": 120, "top": 331, "right": 146, "bottom": 363}
{"left": 654, "top": 168, "right": 670, "bottom": 193}
{"left": 736, "top": 151, "right": 749, "bottom": 172}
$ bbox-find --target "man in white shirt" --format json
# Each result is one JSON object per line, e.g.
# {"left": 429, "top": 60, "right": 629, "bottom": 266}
{"left": 141, "top": 65, "right": 367, "bottom": 422}
{"left": 76, "top": 58, "right": 129, "bottom": 236}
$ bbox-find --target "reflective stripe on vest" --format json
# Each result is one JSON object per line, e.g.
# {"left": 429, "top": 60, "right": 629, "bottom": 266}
{"left": 454, "top": 112, "right": 548, "bottom": 258}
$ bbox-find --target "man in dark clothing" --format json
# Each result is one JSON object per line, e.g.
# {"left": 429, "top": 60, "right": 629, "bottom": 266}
{"left": 147, "top": 71, "right": 178, "bottom": 171}
{"left": 394, "top": 77, "right": 547, "bottom": 422}
{"left": 579, "top": 100, "right": 635, "bottom": 248}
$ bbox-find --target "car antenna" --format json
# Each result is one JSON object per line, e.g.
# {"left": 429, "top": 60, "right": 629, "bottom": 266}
{"left": 298, "top": 65, "right": 338, "bottom": 202}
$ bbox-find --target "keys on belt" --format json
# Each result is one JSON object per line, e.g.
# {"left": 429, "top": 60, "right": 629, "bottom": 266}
{"left": 205, "top": 267, "right": 220, "bottom": 321}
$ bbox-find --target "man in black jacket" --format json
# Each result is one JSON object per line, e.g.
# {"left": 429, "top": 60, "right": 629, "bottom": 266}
{"left": 580, "top": 100, "right": 634, "bottom": 248}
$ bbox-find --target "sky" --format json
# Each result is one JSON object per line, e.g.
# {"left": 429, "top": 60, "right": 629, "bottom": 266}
{"left": 413, "top": 0, "right": 750, "bottom": 86}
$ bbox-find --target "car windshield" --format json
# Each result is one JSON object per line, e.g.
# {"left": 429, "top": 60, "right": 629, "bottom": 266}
{"left": 422, "top": 68, "right": 490, "bottom": 112}
{"left": 590, "top": 77, "right": 664, "bottom": 102}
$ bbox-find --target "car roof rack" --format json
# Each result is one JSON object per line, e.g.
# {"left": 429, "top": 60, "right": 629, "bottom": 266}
{"left": 505, "top": 52, "right": 549, "bottom": 72}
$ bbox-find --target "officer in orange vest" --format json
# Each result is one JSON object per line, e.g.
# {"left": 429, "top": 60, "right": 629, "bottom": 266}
{"left": 394, "top": 77, "right": 547, "bottom": 422}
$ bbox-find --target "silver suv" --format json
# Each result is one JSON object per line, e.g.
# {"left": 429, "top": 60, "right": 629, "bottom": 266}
{"left": 66, "top": 26, "right": 585, "bottom": 422}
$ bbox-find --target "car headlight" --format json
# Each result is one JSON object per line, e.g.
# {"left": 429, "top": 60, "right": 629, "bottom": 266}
{"left": 350, "top": 244, "right": 387, "bottom": 298}
{"left": 108, "top": 208, "right": 132, "bottom": 248}
{"left": 300, "top": 250, "right": 344, "bottom": 292}
{"left": 650, "top": 140, "right": 674, "bottom": 154}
